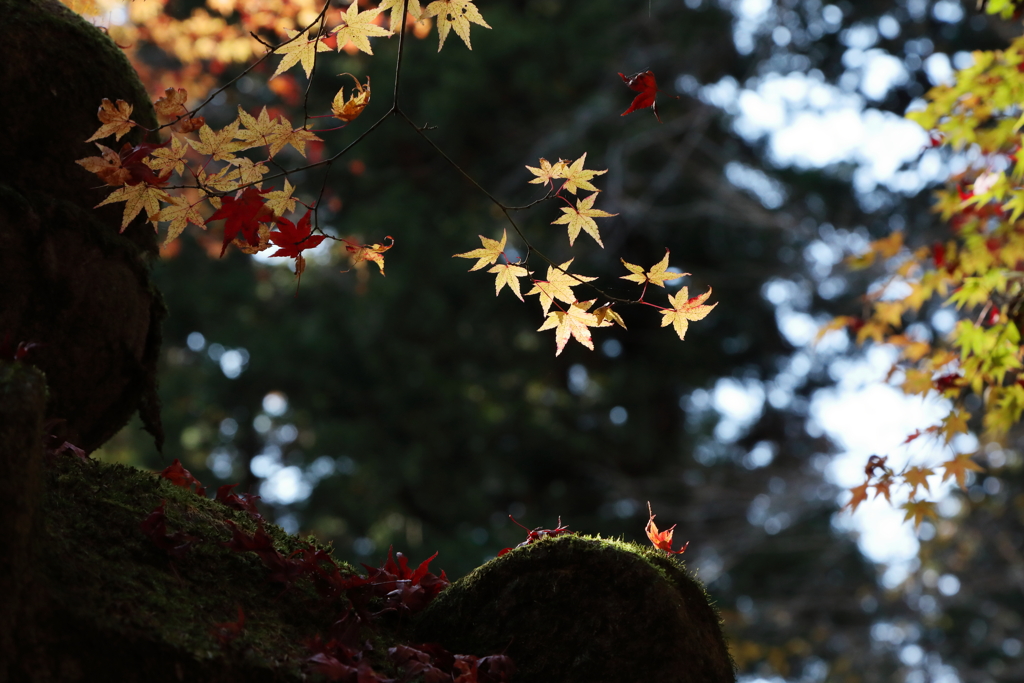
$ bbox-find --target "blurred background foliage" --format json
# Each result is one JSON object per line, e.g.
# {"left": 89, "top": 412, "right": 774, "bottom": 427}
{"left": 79, "top": 0, "right": 1024, "bottom": 680}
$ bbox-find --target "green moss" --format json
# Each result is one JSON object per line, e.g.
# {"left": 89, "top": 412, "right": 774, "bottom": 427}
{"left": 413, "top": 534, "right": 735, "bottom": 683}
{"left": 37, "top": 457, "right": 360, "bottom": 681}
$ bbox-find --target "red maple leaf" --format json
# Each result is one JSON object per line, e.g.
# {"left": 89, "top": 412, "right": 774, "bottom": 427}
{"left": 618, "top": 70, "right": 677, "bottom": 123}
{"left": 208, "top": 187, "right": 272, "bottom": 256}
{"left": 645, "top": 502, "right": 688, "bottom": 555}
{"left": 140, "top": 501, "right": 199, "bottom": 558}
{"left": 269, "top": 210, "right": 326, "bottom": 259}
{"left": 159, "top": 458, "right": 206, "bottom": 496}
{"left": 215, "top": 483, "right": 263, "bottom": 521}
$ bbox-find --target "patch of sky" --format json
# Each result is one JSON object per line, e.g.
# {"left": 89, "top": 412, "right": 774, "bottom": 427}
{"left": 712, "top": 377, "right": 765, "bottom": 442}
{"left": 697, "top": 68, "right": 942, "bottom": 197}
{"left": 724, "top": 161, "right": 787, "bottom": 209}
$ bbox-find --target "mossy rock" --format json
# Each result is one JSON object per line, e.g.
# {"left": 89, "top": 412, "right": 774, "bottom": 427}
{"left": 8, "top": 456, "right": 358, "bottom": 683}
{"left": 413, "top": 535, "right": 736, "bottom": 683}
{"left": 0, "top": 0, "right": 164, "bottom": 451}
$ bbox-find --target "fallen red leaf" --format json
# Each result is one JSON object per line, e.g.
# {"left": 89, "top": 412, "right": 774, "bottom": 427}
{"left": 159, "top": 458, "right": 206, "bottom": 496}
{"left": 645, "top": 502, "right": 688, "bottom": 555}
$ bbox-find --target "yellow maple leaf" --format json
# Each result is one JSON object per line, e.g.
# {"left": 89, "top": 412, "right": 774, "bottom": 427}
{"left": 86, "top": 98, "right": 137, "bottom": 143}
{"left": 526, "top": 260, "right": 597, "bottom": 315}
{"left": 593, "top": 303, "right": 627, "bottom": 329}
{"left": 424, "top": 0, "right": 490, "bottom": 51}
{"left": 378, "top": 0, "right": 423, "bottom": 32}
{"left": 96, "top": 182, "right": 170, "bottom": 230}
{"left": 525, "top": 157, "right": 567, "bottom": 189}
{"left": 76, "top": 143, "right": 130, "bottom": 186}
{"left": 332, "top": 3, "right": 392, "bottom": 55}
{"left": 620, "top": 249, "right": 686, "bottom": 288}
{"left": 332, "top": 74, "right": 371, "bottom": 123}
{"left": 153, "top": 87, "right": 188, "bottom": 121}
{"left": 873, "top": 301, "right": 905, "bottom": 328}
{"left": 940, "top": 409, "right": 971, "bottom": 443}
{"left": 940, "top": 453, "right": 984, "bottom": 489}
{"left": 270, "top": 125, "right": 322, "bottom": 158}
{"left": 272, "top": 30, "right": 332, "bottom": 79}
{"left": 660, "top": 286, "right": 717, "bottom": 341}
{"left": 558, "top": 152, "right": 607, "bottom": 195}
{"left": 344, "top": 238, "right": 393, "bottom": 275}
{"left": 229, "top": 157, "right": 269, "bottom": 188}
{"left": 488, "top": 263, "right": 529, "bottom": 300}
{"left": 901, "top": 499, "right": 937, "bottom": 528}
{"left": 814, "top": 315, "right": 859, "bottom": 344}
{"left": 902, "top": 466, "right": 934, "bottom": 498}
{"left": 538, "top": 300, "right": 600, "bottom": 356}
{"left": 157, "top": 195, "right": 206, "bottom": 245}
{"left": 453, "top": 229, "right": 506, "bottom": 271}
{"left": 551, "top": 192, "right": 616, "bottom": 247}
{"left": 144, "top": 136, "right": 190, "bottom": 178}
{"left": 188, "top": 121, "right": 245, "bottom": 162}
{"left": 264, "top": 180, "right": 297, "bottom": 216}
{"left": 901, "top": 368, "right": 934, "bottom": 396}
{"left": 235, "top": 106, "right": 288, "bottom": 150}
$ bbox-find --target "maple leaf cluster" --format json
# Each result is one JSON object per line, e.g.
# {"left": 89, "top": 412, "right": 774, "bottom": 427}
{"left": 454, "top": 157, "right": 716, "bottom": 355}
{"left": 76, "top": 88, "right": 392, "bottom": 280}
{"left": 71, "top": 0, "right": 714, "bottom": 355}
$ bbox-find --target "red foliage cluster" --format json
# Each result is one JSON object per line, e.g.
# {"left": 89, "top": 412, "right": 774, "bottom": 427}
{"left": 139, "top": 501, "right": 199, "bottom": 558}
{"left": 160, "top": 458, "right": 207, "bottom": 495}
{"left": 360, "top": 547, "right": 449, "bottom": 615}
{"left": 389, "top": 644, "right": 514, "bottom": 683}
{"left": 215, "top": 483, "right": 263, "bottom": 521}
{"left": 497, "top": 516, "right": 575, "bottom": 557}
{"left": 138, "top": 461, "right": 510, "bottom": 678}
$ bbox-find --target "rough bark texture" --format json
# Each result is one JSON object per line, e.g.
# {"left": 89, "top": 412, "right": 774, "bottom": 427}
{"left": 0, "top": 0, "right": 164, "bottom": 452}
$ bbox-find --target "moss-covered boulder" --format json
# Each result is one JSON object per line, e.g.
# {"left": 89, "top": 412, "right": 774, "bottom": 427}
{"left": 9, "top": 455, "right": 354, "bottom": 683}
{"left": 0, "top": 0, "right": 164, "bottom": 452}
{"left": 413, "top": 535, "right": 736, "bottom": 683}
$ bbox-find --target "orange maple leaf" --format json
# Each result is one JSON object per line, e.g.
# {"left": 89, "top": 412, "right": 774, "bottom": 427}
{"left": 344, "top": 237, "right": 394, "bottom": 275}
{"left": 902, "top": 466, "right": 934, "bottom": 497}
{"left": 86, "top": 98, "right": 137, "bottom": 143}
{"left": 645, "top": 502, "right": 688, "bottom": 555}
{"left": 901, "top": 498, "right": 937, "bottom": 528}
{"left": 844, "top": 481, "right": 870, "bottom": 513}
{"left": 75, "top": 143, "right": 130, "bottom": 186}
{"left": 332, "top": 74, "right": 371, "bottom": 123}
{"left": 940, "top": 453, "right": 984, "bottom": 489}
{"left": 153, "top": 87, "right": 188, "bottom": 121}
